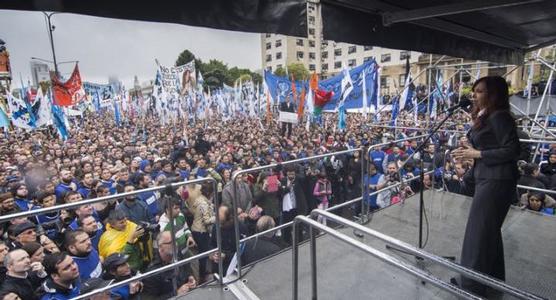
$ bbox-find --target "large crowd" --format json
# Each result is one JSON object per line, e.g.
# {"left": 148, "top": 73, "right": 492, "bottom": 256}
{"left": 0, "top": 101, "right": 554, "bottom": 299}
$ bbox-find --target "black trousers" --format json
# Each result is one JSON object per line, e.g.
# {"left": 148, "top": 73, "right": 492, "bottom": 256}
{"left": 192, "top": 231, "right": 210, "bottom": 278}
{"left": 460, "top": 178, "right": 515, "bottom": 296}
{"left": 281, "top": 122, "right": 292, "bottom": 137}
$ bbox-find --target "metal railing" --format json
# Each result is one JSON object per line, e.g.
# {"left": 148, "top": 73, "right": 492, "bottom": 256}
{"left": 0, "top": 177, "right": 224, "bottom": 297}
{"left": 517, "top": 184, "right": 556, "bottom": 196}
{"left": 310, "top": 210, "right": 545, "bottom": 300}
{"left": 291, "top": 215, "right": 482, "bottom": 300}
{"left": 230, "top": 147, "right": 365, "bottom": 277}
{"left": 364, "top": 134, "right": 428, "bottom": 219}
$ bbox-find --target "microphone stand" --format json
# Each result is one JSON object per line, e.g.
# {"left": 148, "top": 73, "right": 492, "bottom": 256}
{"left": 385, "top": 107, "right": 460, "bottom": 261}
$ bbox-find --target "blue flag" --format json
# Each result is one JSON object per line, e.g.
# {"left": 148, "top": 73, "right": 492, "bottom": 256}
{"left": 390, "top": 96, "right": 399, "bottom": 126}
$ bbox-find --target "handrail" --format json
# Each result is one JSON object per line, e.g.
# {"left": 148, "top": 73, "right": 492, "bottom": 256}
{"left": 291, "top": 215, "right": 482, "bottom": 300}
{"left": 364, "top": 134, "right": 428, "bottom": 220}
{"left": 517, "top": 184, "right": 556, "bottom": 196}
{"left": 73, "top": 248, "right": 219, "bottom": 300}
{"left": 239, "top": 171, "right": 429, "bottom": 245}
{"left": 230, "top": 147, "right": 365, "bottom": 277}
{"left": 519, "top": 139, "right": 556, "bottom": 144}
{"left": 312, "top": 210, "right": 545, "bottom": 300}
{"left": 0, "top": 177, "right": 225, "bottom": 291}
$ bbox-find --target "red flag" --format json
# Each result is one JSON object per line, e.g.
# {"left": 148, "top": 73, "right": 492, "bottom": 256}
{"left": 314, "top": 89, "right": 334, "bottom": 107}
{"left": 297, "top": 87, "right": 306, "bottom": 119}
{"left": 290, "top": 74, "right": 297, "bottom": 103}
{"left": 51, "top": 64, "right": 85, "bottom": 106}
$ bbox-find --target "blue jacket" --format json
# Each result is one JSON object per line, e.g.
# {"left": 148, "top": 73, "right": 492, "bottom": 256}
{"left": 137, "top": 191, "right": 160, "bottom": 217}
{"left": 54, "top": 182, "right": 76, "bottom": 203}
{"left": 72, "top": 249, "right": 102, "bottom": 281}
{"left": 369, "top": 150, "right": 386, "bottom": 174}
{"left": 40, "top": 279, "right": 80, "bottom": 300}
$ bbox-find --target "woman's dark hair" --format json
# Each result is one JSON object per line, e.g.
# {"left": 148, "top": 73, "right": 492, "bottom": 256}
{"left": 471, "top": 76, "right": 510, "bottom": 129}
{"left": 527, "top": 191, "right": 546, "bottom": 210}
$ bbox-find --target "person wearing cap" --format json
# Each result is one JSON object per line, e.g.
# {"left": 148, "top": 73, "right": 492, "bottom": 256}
{"left": 0, "top": 249, "right": 42, "bottom": 300}
{"left": 39, "top": 253, "right": 80, "bottom": 300}
{"left": 101, "top": 253, "right": 143, "bottom": 300}
{"left": 0, "top": 192, "right": 19, "bottom": 216}
{"left": 65, "top": 230, "right": 102, "bottom": 281}
{"left": 79, "top": 277, "right": 113, "bottom": 300}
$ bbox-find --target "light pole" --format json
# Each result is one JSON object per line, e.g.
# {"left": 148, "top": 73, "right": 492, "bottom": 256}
{"left": 43, "top": 12, "right": 60, "bottom": 76}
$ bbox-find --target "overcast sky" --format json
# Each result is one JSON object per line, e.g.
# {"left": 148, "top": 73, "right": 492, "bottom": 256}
{"left": 0, "top": 10, "right": 262, "bottom": 87}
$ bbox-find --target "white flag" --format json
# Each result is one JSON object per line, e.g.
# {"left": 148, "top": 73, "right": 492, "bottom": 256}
{"left": 34, "top": 88, "right": 53, "bottom": 127}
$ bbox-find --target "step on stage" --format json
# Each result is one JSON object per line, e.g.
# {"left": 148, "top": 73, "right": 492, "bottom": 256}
{"left": 181, "top": 191, "right": 556, "bottom": 299}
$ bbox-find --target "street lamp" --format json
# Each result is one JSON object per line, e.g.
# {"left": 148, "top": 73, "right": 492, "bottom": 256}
{"left": 43, "top": 11, "right": 60, "bottom": 76}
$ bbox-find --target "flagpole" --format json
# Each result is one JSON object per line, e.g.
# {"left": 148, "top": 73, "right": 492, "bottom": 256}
{"left": 426, "top": 54, "right": 432, "bottom": 128}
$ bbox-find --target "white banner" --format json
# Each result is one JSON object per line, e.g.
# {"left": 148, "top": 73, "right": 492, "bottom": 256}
{"left": 158, "top": 60, "right": 196, "bottom": 96}
{"left": 279, "top": 111, "right": 298, "bottom": 124}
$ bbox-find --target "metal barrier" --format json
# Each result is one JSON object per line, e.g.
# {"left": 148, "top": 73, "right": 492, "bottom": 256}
{"left": 517, "top": 184, "right": 556, "bottom": 196}
{"left": 311, "top": 210, "right": 545, "bottom": 300}
{"left": 0, "top": 177, "right": 224, "bottom": 297}
{"left": 364, "top": 134, "right": 428, "bottom": 220}
{"left": 230, "top": 148, "right": 365, "bottom": 277}
{"left": 291, "top": 215, "right": 482, "bottom": 300}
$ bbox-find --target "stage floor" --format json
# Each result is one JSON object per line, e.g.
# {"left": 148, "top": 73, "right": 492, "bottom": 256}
{"left": 180, "top": 190, "right": 556, "bottom": 299}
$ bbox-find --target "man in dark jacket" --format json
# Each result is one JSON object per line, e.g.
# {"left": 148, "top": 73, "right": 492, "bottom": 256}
{"left": 39, "top": 253, "right": 80, "bottom": 300}
{"left": 279, "top": 96, "right": 295, "bottom": 138}
{"left": 0, "top": 249, "right": 41, "bottom": 300}
{"left": 517, "top": 163, "right": 546, "bottom": 197}
{"left": 243, "top": 216, "right": 286, "bottom": 265}
{"left": 142, "top": 231, "right": 196, "bottom": 299}
{"left": 279, "top": 165, "right": 308, "bottom": 245}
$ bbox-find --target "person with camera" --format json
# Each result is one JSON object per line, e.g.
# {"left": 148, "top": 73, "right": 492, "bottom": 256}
{"left": 116, "top": 184, "right": 154, "bottom": 225}
{"left": 101, "top": 253, "right": 143, "bottom": 300}
{"left": 98, "top": 210, "right": 153, "bottom": 272}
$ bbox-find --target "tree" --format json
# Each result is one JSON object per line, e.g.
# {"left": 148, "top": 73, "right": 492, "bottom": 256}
{"left": 274, "top": 66, "right": 287, "bottom": 77}
{"left": 175, "top": 50, "right": 195, "bottom": 67}
{"left": 287, "top": 63, "right": 310, "bottom": 81}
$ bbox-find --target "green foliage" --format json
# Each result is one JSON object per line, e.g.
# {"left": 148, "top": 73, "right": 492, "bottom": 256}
{"left": 287, "top": 63, "right": 310, "bottom": 81}
{"left": 461, "top": 86, "right": 472, "bottom": 96}
{"left": 175, "top": 49, "right": 263, "bottom": 89}
{"left": 274, "top": 66, "right": 287, "bottom": 77}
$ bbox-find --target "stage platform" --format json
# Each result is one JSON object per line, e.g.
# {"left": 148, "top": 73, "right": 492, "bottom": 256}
{"left": 179, "top": 190, "right": 556, "bottom": 300}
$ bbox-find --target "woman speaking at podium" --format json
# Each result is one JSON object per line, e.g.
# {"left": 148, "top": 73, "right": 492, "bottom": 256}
{"left": 452, "top": 76, "right": 520, "bottom": 296}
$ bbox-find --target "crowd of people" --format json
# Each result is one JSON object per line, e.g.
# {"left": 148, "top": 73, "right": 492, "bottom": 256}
{"left": 0, "top": 101, "right": 553, "bottom": 299}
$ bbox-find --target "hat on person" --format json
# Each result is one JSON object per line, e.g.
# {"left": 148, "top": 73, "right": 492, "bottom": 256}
{"left": 13, "top": 221, "right": 36, "bottom": 236}
{"left": 81, "top": 277, "right": 114, "bottom": 294}
{"left": 103, "top": 253, "right": 129, "bottom": 271}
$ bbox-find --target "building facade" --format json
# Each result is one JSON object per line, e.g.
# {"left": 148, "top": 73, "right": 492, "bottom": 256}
{"left": 260, "top": 0, "right": 420, "bottom": 95}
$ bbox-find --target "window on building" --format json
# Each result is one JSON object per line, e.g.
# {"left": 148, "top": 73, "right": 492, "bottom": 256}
{"left": 266, "top": 42, "right": 271, "bottom": 50}
{"left": 266, "top": 54, "right": 272, "bottom": 62}
{"left": 348, "top": 46, "right": 357, "bottom": 54}
{"left": 309, "top": 40, "right": 316, "bottom": 47}
{"left": 364, "top": 56, "right": 373, "bottom": 62}
{"left": 297, "top": 51, "right": 304, "bottom": 59}
{"left": 399, "top": 74, "right": 406, "bottom": 85}
{"left": 322, "top": 52, "right": 328, "bottom": 59}
{"left": 400, "top": 51, "right": 411, "bottom": 60}
{"left": 322, "top": 63, "right": 328, "bottom": 71}
{"left": 308, "top": 3, "right": 316, "bottom": 12}
{"left": 381, "top": 53, "right": 391, "bottom": 63}
{"left": 334, "top": 61, "right": 342, "bottom": 69}
{"left": 334, "top": 49, "right": 342, "bottom": 56}
{"left": 277, "top": 64, "right": 282, "bottom": 70}
{"left": 265, "top": 33, "right": 271, "bottom": 38}
{"left": 276, "top": 52, "right": 282, "bottom": 60}
{"left": 348, "top": 59, "right": 356, "bottom": 67}
{"left": 267, "top": 66, "right": 272, "bottom": 72}
{"left": 364, "top": 45, "right": 373, "bottom": 51}
{"left": 309, "top": 52, "right": 316, "bottom": 60}
{"left": 308, "top": 16, "right": 316, "bottom": 25}
{"left": 380, "top": 76, "right": 389, "bottom": 88}
{"left": 296, "top": 39, "right": 304, "bottom": 46}
{"left": 322, "top": 41, "right": 328, "bottom": 47}
{"left": 275, "top": 40, "right": 282, "bottom": 47}
{"left": 309, "top": 64, "right": 316, "bottom": 71}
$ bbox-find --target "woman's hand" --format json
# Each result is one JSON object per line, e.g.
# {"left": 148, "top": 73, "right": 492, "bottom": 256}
{"left": 452, "top": 146, "right": 481, "bottom": 161}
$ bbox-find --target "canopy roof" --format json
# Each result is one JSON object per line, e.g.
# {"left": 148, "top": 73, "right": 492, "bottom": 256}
{"left": 2, "top": 0, "right": 556, "bottom": 64}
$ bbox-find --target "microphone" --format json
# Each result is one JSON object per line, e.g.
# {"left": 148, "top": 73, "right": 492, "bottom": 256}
{"left": 444, "top": 97, "right": 472, "bottom": 114}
